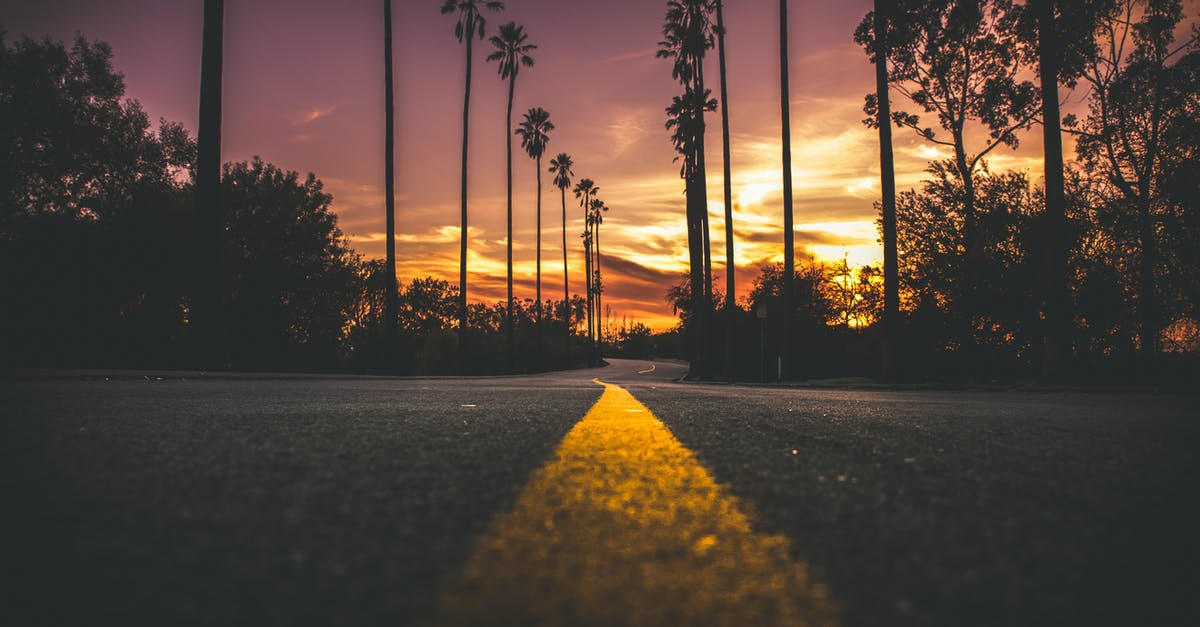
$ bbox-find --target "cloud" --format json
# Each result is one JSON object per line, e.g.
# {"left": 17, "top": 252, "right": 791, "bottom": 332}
{"left": 290, "top": 105, "right": 336, "bottom": 126}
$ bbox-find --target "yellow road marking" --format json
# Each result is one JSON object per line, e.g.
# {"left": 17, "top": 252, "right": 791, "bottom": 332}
{"left": 637, "top": 363, "right": 656, "bottom": 374}
{"left": 434, "top": 380, "right": 838, "bottom": 626}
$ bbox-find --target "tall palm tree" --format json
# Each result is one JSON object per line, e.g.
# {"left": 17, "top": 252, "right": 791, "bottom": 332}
{"left": 515, "top": 107, "right": 554, "bottom": 331}
{"left": 196, "top": 0, "right": 224, "bottom": 368}
{"left": 441, "top": 0, "right": 504, "bottom": 371}
{"left": 871, "top": 0, "right": 899, "bottom": 382}
{"left": 779, "top": 0, "right": 795, "bottom": 380}
{"left": 548, "top": 152, "right": 574, "bottom": 367}
{"left": 383, "top": 0, "right": 399, "bottom": 353}
{"left": 659, "top": 0, "right": 716, "bottom": 377}
{"left": 487, "top": 22, "right": 536, "bottom": 372}
{"left": 590, "top": 197, "right": 609, "bottom": 349}
{"left": 714, "top": 0, "right": 735, "bottom": 380}
{"left": 573, "top": 178, "right": 597, "bottom": 364}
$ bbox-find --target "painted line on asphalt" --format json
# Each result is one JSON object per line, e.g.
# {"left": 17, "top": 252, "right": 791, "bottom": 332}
{"left": 434, "top": 378, "right": 838, "bottom": 626}
{"left": 637, "top": 363, "right": 656, "bottom": 374}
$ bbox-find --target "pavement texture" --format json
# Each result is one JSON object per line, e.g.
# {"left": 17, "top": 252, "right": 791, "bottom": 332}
{"left": 3, "top": 359, "right": 1197, "bottom": 626}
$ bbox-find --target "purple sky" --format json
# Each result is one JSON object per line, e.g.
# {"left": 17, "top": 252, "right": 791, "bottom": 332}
{"left": 4, "top": 0, "right": 1076, "bottom": 328}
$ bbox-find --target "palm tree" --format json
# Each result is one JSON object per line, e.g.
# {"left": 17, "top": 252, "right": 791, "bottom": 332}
{"left": 714, "top": 0, "right": 735, "bottom": 380}
{"left": 659, "top": 0, "right": 716, "bottom": 377}
{"left": 573, "top": 178, "right": 597, "bottom": 364}
{"left": 548, "top": 152, "right": 574, "bottom": 367}
{"left": 870, "top": 0, "right": 899, "bottom": 382}
{"left": 383, "top": 0, "right": 399, "bottom": 354}
{"left": 196, "top": 0, "right": 224, "bottom": 368}
{"left": 515, "top": 107, "right": 554, "bottom": 331}
{"left": 778, "top": 0, "right": 795, "bottom": 379}
{"left": 440, "top": 0, "right": 504, "bottom": 371}
{"left": 590, "top": 197, "right": 609, "bottom": 350}
{"left": 487, "top": 21, "right": 536, "bottom": 372}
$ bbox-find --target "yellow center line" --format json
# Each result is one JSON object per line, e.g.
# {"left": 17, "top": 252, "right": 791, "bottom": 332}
{"left": 434, "top": 379, "right": 838, "bottom": 626}
{"left": 637, "top": 364, "right": 657, "bottom": 374}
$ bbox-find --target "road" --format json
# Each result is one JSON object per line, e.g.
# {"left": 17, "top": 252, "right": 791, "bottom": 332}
{"left": 4, "top": 359, "right": 1197, "bottom": 626}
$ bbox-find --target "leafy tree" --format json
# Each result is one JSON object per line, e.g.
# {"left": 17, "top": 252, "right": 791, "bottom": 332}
{"left": 0, "top": 33, "right": 193, "bottom": 367}
{"left": 218, "top": 159, "right": 362, "bottom": 370}
{"left": 1069, "top": 0, "right": 1199, "bottom": 364}
{"left": 440, "top": 0, "right": 504, "bottom": 368}
{"left": 487, "top": 21, "right": 536, "bottom": 372}
{"left": 863, "top": 0, "right": 1040, "bottom": 343}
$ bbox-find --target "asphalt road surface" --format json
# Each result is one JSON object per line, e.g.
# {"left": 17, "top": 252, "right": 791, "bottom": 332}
{"left": 4, "top": 359, "right": 1197, "bottom": 626}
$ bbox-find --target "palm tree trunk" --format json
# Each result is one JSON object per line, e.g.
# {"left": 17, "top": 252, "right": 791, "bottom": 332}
{"left": 716, "top": 0, "right": 735, "bottom": 381}
{"left": 196, "top": 0, "right": 224, "bottom": 369}
{"left": 874, "top": 0, "right": 899, "bottom": 382}
{"left": 595, "top": 222, "right": 602, "bottom": 353}
{"left": 458, "top": 21, "right": 474, "bottom": 373}
{"left": 562, "top": 187, "right": 570, "bottom": 368}
{"left": 505, "top": 76, "right": 515, "bottom": 373}
{"left": 383, "top": 0, "right": 399, "bottom": 361}
{"left": 1037, "top": 0, "right": 1070, "bottom": 382}
{"left": 535, "top": 155, "right": 543, "bottom": 333}
{"left": 779, "top": 0, "right": 795, "bottom": 380}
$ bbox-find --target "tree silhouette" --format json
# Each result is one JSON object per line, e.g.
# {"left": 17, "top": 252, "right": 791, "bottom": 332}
{"left": 1070, "top": 0, "right": 1199, "bottom": 368}
{"left": 857, "top": 0, "right": 901, "bottom": 381}
{"left": 659, "top": 0, "right": 716, "bottom": 376}
{"left": 548, "top": 152, "right": 575, "bottom": 368}
{"left": 487, "top": 21, "right": 536, "bottom": 372}
{"left": 878, "top": 0, "right": 1039, "bottom": 369}
{"left": 196, "top": 0, "right": 224, "bottom": 368}
{"left": 1011, "top": 0, "right": 1117, "bottom": 381}
{"left": 590, "top": 197, "right": 609, "bottom": 349}
{"left": 714, "top": 0, "right": 736, "bottom": 381}
{"left": 515, "top": 107, "right": 554, "bottom": 332}
{"left": 383, "top": 0, "right": 399, "bottom": 358}
{"left": 779, "top": 0, "right": 795, "bottom": 378}
{"left": 441, "top": 0, "right": 504, "bottom": 371}
{"left": 573, "top": 178, "right": 598, "bottom": 364}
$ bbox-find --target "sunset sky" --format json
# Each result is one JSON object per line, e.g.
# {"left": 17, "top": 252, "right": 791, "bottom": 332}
{"left": 5, "top": 0, "right": 1061, "bottom": 329}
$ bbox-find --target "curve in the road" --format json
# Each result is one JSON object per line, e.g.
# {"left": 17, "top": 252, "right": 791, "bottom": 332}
{"left": 434, "top": 378, "right": 838, "bottom": 626}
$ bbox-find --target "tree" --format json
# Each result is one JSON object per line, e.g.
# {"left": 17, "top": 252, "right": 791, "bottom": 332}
{"left": 779, "top": 0, "right": 796, "bottom": 378}
{"left": 440, "top": 0, "right": 504, "bottom": 371}
{"left": 218, "top": 159, "right": 362, "bottom": 370}
{"left": 714, "top": 0, "right": 736, "bottom": 380}
{"left": 487, "top": 21, "right": 536, "bottom": 372}
{"left": 864, "top": 0, "right": 1040, "bottom": 371}
{"left": 857, "top": 0, "right": 901, "bottom": 381}
{"left": 383, "top": 0, "right": 399, "bottom": 356}
{"left": 1069, "top": 0, "right": 1199, "bottom": 368}
{"left": 0, "top": 33, "right": 195, "bottom": 368}
{"left": 548, "top": 152, "right": 575, "bottom": 367}
{"left": 196, "top": 0, "right": 225, "bottom": 367}
{"left": 590, "top": 197, "right": 609, "bottom": 350}
{"left": 515, "top": 107, "right": 554, "bottom": 330}
{"left": 573, "top": 178, "right": 598, "bottom": 364}
{"left": 659, "top": 0, "right": 717, "bottom": 377}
